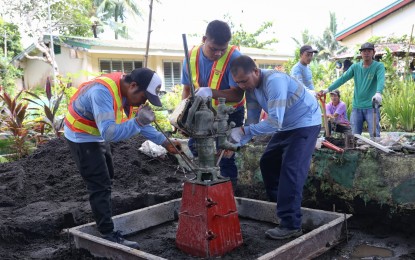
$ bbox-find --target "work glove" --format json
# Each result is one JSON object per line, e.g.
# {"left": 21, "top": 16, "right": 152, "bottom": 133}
{"left": 317, "top": 88, "right": 329, "bottom": 98}
{"left": 229, "top": 127, "right": 245, "bottom": 144}
{"left": 195, "top": 87, "right": 212, "bottom": 97}
{"left": 372, "top": 92, "right": 382, "bottom": 104}
{"left": 135, "top": 105, "right": 155, "bottom": 126}
{"left": 162, "top": 139, "right": 182, "bottom": 154}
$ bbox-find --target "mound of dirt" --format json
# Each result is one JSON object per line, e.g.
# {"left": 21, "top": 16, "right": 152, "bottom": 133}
{"left": 0, "top": 136, "right": 267, "bottom": 259}
{"left": 0, "top": 136, "right": 191, "bottom": 259}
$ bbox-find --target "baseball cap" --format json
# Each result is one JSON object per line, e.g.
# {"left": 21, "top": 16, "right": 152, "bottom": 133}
{"left": 330, "top": 89, "right": 341, "bottom": 97}
{"left": 300, "top": 45, "right": 318, "bottom": 54}
{"left": 129, "top": 68, "right": 162, "bottom": 107}
{"left": 359, "top": 42, "right": 375, "bottom": 51}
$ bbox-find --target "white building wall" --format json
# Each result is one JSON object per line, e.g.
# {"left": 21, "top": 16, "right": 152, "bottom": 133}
{"left": 340, "top": 3, "right": 415, "bottom": 47}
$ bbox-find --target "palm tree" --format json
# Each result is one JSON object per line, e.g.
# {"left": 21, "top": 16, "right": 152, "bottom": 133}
{"left": 94, "top": 0, "right": 142, "bottom": 39}
{"left": 315, "top": 12, "right": 347, "bottom": 61}
{"left": 291, "top": 29, "right": 315, "bottom": 48}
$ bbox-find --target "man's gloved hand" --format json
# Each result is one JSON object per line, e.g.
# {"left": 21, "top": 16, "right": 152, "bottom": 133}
{"left": 317, "top": 88, "right": 329, "bottom": 98}
{"left": 229, "top": 127, "right": 245, "bottom": 144}
{"left": 372, "top": 92, "right": 382, "bottom": 104}
{"left": 195, "top": 87, "right": 212, "bottom": 97}
{"left": 162, "top": 139, "right": 182, "bottom": 154}
{"left": 136, "top": 105, "right": 155, "bottom": 126}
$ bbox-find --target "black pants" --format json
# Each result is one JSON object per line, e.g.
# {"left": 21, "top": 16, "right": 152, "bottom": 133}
{"left": 66, "top": 138, "right": 114, "bottom": 234}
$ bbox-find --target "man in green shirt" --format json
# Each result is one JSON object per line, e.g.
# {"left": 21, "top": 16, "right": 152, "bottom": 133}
{"left": 318, "top": 42, "right": 385, "bottom": 137}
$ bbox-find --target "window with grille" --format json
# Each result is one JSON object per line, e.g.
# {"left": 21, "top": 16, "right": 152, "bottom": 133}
{"left": 99, "top": 60, "right": 143, "bottom": 73}
{"left": 259, "top": 63, "right": 280, "bottom": 69}
{"left": 163, "top": 61, "right": 181, "bottom": 91}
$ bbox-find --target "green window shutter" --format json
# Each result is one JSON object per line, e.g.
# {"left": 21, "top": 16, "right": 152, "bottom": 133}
{"left": 54, "top": 44, "right": 61, "bottom": 55}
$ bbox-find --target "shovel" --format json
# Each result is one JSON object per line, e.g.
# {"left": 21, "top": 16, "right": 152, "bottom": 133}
{"left": 319, "top": 94, "right": 330, "bottom": 137}
{"left": 372, "top": 99, "right": 381, "bottom": 138}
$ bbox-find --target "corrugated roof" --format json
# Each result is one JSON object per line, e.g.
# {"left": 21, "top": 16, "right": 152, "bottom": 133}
{"left": 334, "top": 43, "right": 415, "bottom": 59}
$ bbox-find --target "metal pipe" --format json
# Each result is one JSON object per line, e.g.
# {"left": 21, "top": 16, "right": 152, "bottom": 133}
{"left": 182, "top": 34, "right": 195, "bottom": 100}
{"left": 153, "top": 121, "right": 197, "bottom": 171}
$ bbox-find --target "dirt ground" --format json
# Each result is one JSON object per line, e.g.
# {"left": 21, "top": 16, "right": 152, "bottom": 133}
{"left": 0, "top": 136, "right": 268, "bottom": 259}
{"left": 1, "top": 136, "right": 414, "bottom": 259}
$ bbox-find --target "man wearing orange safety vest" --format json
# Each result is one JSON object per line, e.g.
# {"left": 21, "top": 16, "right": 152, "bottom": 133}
{"left": 64, "top": 68, "right": 181, "bottom": 249}
{"left": 181, "top": 20, "right": 245, "bottom": 190}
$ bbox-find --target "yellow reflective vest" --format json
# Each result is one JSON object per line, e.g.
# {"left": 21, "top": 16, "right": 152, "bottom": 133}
{"left": 64, "top": 72, "right": 138, "bottom": 136}
{"left": 189, "top": 45, "right": 245, "bottom": 108}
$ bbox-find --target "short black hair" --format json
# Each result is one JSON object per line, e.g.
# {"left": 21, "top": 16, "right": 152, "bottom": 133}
{"left": 205, "top": 20, "right": 232, "bottom": 45}
{"left": 230, "top": 55, "right": 257, "bottom": 76}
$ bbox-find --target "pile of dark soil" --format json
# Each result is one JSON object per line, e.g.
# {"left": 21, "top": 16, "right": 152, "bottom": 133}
{"left": 0, "top": 136, "right": 265, "bottom": 259}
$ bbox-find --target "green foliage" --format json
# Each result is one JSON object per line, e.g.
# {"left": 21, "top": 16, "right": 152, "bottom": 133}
{"left": 0, "top": 88, "right": 32, "bottom": 158}
{"left": 282, "top": 49, "right": 300, "bottom": 74}
{"left": 0, "top": 155, "right": 9, "bottom": 163}
{"left": 0, "top": 58, "right": 23, "bottom": 94}
{"left": 310, "top": 61, "right": 337, "bottom": 90}
{"left": 24, "top": 77, "right": 70, "bottom": 139}
{"left": 94, "top": 0, "right": 142, "bottom": 39}
{"left": 382, "top": 80, "right": 415, "bottom": 131}
{"left": 380, "top": 48, "right": 400, "bottom": 88}
{"left": 314, "top": 12, "right": 347, "bottom": 61}
{"left": 0, "top": 18, "right": 23, "bottom": 58}
{"left": 3, "top": 0, "right": 95, "bottom": 38}
{"left": 291, "top": 29, "right": 315, "bottom": 48}
{"left": 160, "top": 84, "right": 183, "bottom": 112}
{"left": 52, "top": 0, "right": 94, "bottom": 37}
{"left": 0, "top": 19, "right": 24, "bottom": 92}
{"left": 224, "top": 14, "right": 278, "bottom": 48}
{"left": 0, "top": 137, "right": 14, "bottom": 154}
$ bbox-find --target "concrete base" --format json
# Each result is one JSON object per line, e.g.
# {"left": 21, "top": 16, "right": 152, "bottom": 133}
{"left": 68, "top": 198, "right": 351, "bottom": 260}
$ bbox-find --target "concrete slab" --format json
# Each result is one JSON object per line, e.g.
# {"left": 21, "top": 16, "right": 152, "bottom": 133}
{"left": 68, "top": 198, "right": 351, "bottom": 260}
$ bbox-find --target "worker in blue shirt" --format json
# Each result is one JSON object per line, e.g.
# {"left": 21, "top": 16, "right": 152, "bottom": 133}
{"left": 64, "top": 68, "right": 181, "bottom": 249}
{"left": 290, "top": 45, "right": 318, "bottom": 91}
{"left": 229, "top": 55, "right": 321, "bottom": 240}
{"left": 181, "top": 20, "right": 245, "bottom": 189}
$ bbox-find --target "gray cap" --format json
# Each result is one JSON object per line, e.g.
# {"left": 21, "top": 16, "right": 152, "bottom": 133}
{"left": 359, "top": 42, "right": 375, "bottom": 51}
{"left": 300, "top": 45, "right": 318, "bottom": 54}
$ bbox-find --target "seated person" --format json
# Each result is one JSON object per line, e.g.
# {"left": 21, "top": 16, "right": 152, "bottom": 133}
{"left": 326, "top": 90, "right": 351, "bottom": 135}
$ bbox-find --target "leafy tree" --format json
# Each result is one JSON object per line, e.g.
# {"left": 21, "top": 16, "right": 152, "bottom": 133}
{"left": 94, "top": 0, "right": 142, "bottom": 39}
{"left": 51, "top": 0, "right": 95, "bottom": 37}
{"left": 314, "top": 12, "right": 347, "bottom": 61}
{"left": 2, "top": 0, "right": 95, "bottom": 76}
{"left": 224, "top": 15, "right": 278, "bottom": 48}
{"left": 291, "top": 29, "right": 315, "bottom": 48}
{"left": 0, "top": 19, "right": 23, "bottom": 93}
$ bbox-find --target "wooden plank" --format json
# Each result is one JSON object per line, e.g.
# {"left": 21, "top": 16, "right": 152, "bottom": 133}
{"left": 354, "top": 134, "right": 394, "bottom": 153}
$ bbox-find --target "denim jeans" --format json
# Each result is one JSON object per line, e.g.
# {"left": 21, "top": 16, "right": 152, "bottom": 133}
{"left": 350, "top": 108, "right": 380, "bottom": 137}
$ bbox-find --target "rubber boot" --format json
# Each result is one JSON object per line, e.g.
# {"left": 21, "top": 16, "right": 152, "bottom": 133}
{"left": 101, "top": 230, "right": 140, "bottom": 249}
{"left": 230, "top": 178, "right": 238, "bottom": 193}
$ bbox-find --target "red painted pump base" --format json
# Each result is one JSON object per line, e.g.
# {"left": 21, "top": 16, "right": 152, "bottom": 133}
{"left": 175, "top": 180, "right": 243, "bottom": 257}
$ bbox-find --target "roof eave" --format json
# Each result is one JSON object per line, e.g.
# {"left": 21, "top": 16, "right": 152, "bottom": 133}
{"left": 335, "top": 0, "right": 412, "bottom": 41}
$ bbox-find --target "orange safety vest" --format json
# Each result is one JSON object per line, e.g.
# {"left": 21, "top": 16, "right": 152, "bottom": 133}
{"left": 64, "top": 72, "right": 138, "bottom": 136}
{"left": 189, "top": 45, "right": 245, "bottom": 108}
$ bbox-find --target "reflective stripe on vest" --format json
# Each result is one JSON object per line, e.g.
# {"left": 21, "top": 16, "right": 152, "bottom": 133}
{"left": 189, "top": 45, "right": 245, "bottom": 108}
{"left": 64, "top": 73, "right": 137, "bottom": 136}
